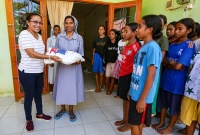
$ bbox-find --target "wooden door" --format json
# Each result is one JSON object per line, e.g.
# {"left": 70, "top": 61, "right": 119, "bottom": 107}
{"left": 5, "top": 0, "right": 48, "bottom": 102}
{"left": 107, "top": 0, "right": 142, "bottom": 32}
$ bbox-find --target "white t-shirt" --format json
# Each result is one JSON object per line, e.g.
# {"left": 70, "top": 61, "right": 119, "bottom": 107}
{"left": 194, "top": 38, "right": 200, "bottom": 52}
{"left": 117, "top": 40, "right": 127, "bottom": 61}
{"left": 184, "top": 52, "right": 200, "bottom": 102}
{"left": 18, "top": 30, "right": 45, "bottom": 73}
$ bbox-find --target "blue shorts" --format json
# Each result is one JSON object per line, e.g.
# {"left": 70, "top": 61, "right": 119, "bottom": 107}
{"left": 92, "top": 53, "right": 104, "bottom": 73}
{"left": 157, "top": 87, "right": 182, "bottom": 116}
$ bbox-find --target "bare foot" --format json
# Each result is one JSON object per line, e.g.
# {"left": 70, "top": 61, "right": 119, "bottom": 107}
{"left": 96, "top": 90, "right": 102, "bottom": 93}
{"left": 109, "top": 90, "right": 113, "bottom": 95}
{"left": 178, "top": 127, "right": 186, "bottom": 135}
{"left": 114, "top": 95, "right": 119, "bottom": 98}
{"left": 158, "top": 127, "right": 172, "bottom": 135}
{"left": 152, "top": 123, "right": 165, "bottom": 130}
{"left": 95, "top": 89, "right": 99, "bottom": 92}
{"left": 106, "top": 91, "right": 111, "bottom": 95}
{"left": 114, "top": 120, "right": 126, "bottom": 126}
{"left": 95, "top": 88, "right": 102, "bottom": 93}
{"left": 117, "top": 123, "right": 130, "bottom": 132}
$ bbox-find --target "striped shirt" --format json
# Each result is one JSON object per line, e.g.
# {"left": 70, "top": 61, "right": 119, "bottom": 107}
{"left": 18, "top": 30, "right": 45, "bottom": 73}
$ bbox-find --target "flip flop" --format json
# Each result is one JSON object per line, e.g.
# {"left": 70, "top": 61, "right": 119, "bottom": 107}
{"left": 69, "top": 113, "right": 77, "bottom": 122}
{"left": 54, "top": 111, "right": 67, "bottom": 120}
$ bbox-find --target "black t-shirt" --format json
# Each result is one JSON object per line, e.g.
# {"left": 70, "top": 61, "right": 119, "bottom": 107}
{"left": 92, "top": 36, "right": 109, "bottom": 58}
{"left": 104, "top": 40, "right": 118, "bottom": 66}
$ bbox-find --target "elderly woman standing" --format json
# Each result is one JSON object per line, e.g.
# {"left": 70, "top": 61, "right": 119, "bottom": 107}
{"left": 53, "top": 15, "right": 84, "bottom": 122}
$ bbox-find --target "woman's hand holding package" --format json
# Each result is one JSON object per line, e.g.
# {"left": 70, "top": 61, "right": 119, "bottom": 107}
{"left": 50, "top": 56, "right": 62, "bottom": 62}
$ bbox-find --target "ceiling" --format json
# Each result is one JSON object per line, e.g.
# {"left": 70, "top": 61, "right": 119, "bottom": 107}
{"left": 71, "top": 2, "right": 100, "bottom": 18}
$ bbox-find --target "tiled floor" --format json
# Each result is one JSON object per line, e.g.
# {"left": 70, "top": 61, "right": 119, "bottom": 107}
{"left": 0, "top": 72, "right": 199, "bottom": 135}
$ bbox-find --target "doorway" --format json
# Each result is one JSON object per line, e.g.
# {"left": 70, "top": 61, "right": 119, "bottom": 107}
{"left": 6, "top": 0, "right": 142, "bottom": 101}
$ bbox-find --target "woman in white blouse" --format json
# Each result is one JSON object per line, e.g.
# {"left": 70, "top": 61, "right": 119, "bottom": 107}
{"left": 18, "top": 13, "right": 61, "bottom": 132}
{"left": 47, "top": 25, "right": 60, "bottom": 88}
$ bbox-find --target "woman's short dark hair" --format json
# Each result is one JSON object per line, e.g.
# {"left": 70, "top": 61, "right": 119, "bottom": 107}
{"left": 178, "top": 18, "right": 196, "bottom": 39}
{"left": 142, "top": 15, "right": 163, "bottom": 39}
{"left": 64, "top": 16, "right": 74, "bottom": 23}
{"left": 26, "top": 13, "right": 42, "bottom": 22}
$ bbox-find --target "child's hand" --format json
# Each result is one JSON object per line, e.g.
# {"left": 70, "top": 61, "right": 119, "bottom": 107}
{"left": 127, "top": 90, "right": 130, "bottom": 100}
{"left": 92, "top": 58, "right": 94, "bottom": 65}
{"left": 136, "top": 99, "right": 146, "bottom": 113}
{"left": 169, "top": 60, "right": 176, "bottom": 64}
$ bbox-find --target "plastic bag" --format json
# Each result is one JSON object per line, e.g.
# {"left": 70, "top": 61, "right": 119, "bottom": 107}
{"left": 44, "top": 47, "right": 85, "bottom": 65}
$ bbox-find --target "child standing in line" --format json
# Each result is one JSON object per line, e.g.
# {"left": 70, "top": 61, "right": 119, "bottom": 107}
{"left": 154, "top": 18, "right": 196, "bottom": 135}
{"left": 114, "top": 23, "right": 141, "bottom": 132}
{"left": 104, "top": 29, "right": 119, "bottom": 95}
{"left": 191, "top": 22, "right": 200, "bottom": 51}
{"left": 152, "top": 14, "right": 169, "bottom": 117}
{"left": 47, "top": 25, "right": 60, "bottom": 90}
{"left": 178, "top": 22, "right": 200, "bottom": 135}
{"left": 180, "top": 51, "right": 200, "bottom": 135}
{"left": 128, "top": 15, "right": 162, "bottom": 135}
{"left": 109, "top": 27, "right": 127, "bottom": 96}
{"left": 92, "top": 25, "right": 109, "bottom": 93}
{"left": 166, "top": 21, "right": 178, "bottom": 44}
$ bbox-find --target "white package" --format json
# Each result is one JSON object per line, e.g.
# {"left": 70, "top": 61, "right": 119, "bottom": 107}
{"left": 44, "top": 47, "right": 85, "bottom": 65}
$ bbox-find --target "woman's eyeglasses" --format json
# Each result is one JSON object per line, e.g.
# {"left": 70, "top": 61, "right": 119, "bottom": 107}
{"left": 29, "top": 21, "right": 43, "bottom": 25}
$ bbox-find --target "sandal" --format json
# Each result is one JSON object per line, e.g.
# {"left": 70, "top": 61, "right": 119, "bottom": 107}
{"left": 69, "top": 113, "right": 77, "bottom": 122}
{"left": 54, "top": 111, "right": 67, "bottom": 120}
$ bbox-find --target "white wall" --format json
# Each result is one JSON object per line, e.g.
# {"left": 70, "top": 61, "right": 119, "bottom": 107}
{"left": 84, "top": 5, "right": 108, "bottom": 61}
{"left": 0, "top": 1, "right": 14, "bottom": 96}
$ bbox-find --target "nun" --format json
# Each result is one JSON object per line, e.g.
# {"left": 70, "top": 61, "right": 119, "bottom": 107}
{"left": 53, "top": 15, "right": 85, "bottom": 122}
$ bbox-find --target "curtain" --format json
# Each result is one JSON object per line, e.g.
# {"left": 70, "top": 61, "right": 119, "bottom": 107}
{"left": 47, "top": 0, "right": 74, "bottom": 32}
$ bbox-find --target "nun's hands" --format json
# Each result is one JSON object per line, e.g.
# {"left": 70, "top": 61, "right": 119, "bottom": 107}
{"left": 71, "top": 60, "right": 81, "bottom": 65}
